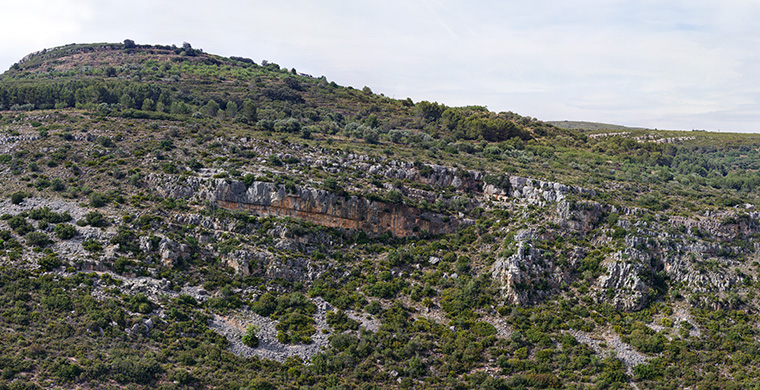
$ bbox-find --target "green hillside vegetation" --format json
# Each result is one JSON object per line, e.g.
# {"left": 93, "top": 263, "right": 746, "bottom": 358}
{"left": 547, "top": 121, "right": 651, "bottom": 132}
{"left": 0, "top": 41, "right": 760, "bottom": 389}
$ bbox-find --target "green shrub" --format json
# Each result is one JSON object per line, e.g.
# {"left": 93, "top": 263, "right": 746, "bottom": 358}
{"left": 386, "top": 190, "right": 403, "bottom": 204}
{"left": 326, "top": 310, "right": 359, "bottom": 332}
{"left": 78, "top": 211, "right": 108, "bottom": 227}
{"left": 276, "top": 313, "right": 315, "bottom": 344}
{"left": 111, "top": 356, "right": 163, "bottom": 385}
{"left": 242, "top": 324, "right": 260, "bottom": 347}
{"left": 38, "top": 254, "right": 62, "bottom": 271}
{"left": 25, "top": 231, "right": 50, "bottom": 247}
{"left": 126, "top": 293, "right": 153, "bottom": 313}
{"left": 82, "top": 238, "right": 103, "bottom": 252}
{"left": 111, "top": 227, "right": 139, "bottom": 253}
{"left": 52, "top": 358, "right": 82, "bottom": 382}
{"left": 29, "top": 207, "right": 71, "bottom": 223}
{"left": 51, "top": 178, "right": 65, "bottom": 191}
{"left": 54, "top": 223, "right": 77, "bottom": 239}
{"left": 10, "top": 191, "right": 28, "bottom": 205}
{"left": 89, "top": 192, "right": 108, "bottom": 207}
{"left": 113, "top": 256, "right": 135, "bottom": 274}
{"left": 8, "top": 215, "right": 33, "bottom": 235}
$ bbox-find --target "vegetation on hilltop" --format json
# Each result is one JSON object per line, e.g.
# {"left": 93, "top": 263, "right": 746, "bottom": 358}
{"left": 547, "top": 121, "right": 651, "bottom": 132}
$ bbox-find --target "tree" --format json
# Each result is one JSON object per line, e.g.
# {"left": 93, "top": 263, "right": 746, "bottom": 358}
{"left": 242, "top": 100, "right": 257, "bottom": 122}
{"left": 225, "top": 101, "right": 238, "bottom": 119}
{"left": 141, "top": 98, "right": 155, "bottom": 111}
{"left": 363, "top": 128, "right": 379, "bottom": 144}
{"left": 204, "top": 100, "right": 220, "bottom": 117}
{"left": 416, "top": 101, "right": 445, "bottom": 122}
{"left": 365, "top": 114, "right": 379, "bottom": 128}
{"left": 123, "top": 39, "right": 136, "bottom": 49}
{"left": 181, "top": 42, "right": 197, "bottom": 56}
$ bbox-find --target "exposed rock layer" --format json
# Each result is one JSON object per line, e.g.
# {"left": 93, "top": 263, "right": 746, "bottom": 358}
{"left": 212, "top": 180, "right": 466, "bottom": 237}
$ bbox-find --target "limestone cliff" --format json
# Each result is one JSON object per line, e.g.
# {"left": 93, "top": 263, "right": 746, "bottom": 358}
{"left": 210, "top": 180, "right": 468, "bottom": 237}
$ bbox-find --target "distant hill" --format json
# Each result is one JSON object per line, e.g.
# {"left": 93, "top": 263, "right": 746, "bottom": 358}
{"left": 548, "top": 120, "right": 652, "bottom": 131}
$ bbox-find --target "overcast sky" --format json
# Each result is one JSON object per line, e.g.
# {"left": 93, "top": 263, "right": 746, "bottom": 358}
{"left": 2, "top": 0, "right": 759, "bottom": 132}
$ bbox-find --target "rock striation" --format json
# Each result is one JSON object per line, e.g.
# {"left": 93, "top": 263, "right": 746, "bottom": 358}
{"left": 210, "top": 180, "right": 468, "bottom": 237}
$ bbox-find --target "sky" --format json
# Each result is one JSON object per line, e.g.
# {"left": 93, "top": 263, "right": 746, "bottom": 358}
{"left": 2, "top": 0, "right": 759, "bottom": 132}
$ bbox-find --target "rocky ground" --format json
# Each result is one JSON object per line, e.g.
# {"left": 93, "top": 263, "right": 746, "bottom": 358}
{"left": 566, "top": 328, "right": 650, "bottom": 374}
{"left": 207, "top": 298, "right": 380, "bottom": 362}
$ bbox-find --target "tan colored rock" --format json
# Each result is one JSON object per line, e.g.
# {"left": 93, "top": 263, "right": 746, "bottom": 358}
{"left": 212, "top": 180, "right": 468, "bottom": 237}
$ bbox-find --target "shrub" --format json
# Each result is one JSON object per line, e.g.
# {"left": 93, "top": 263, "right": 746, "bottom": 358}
{"left": 54, "top": 223, "right": 77, "bottom": 239}
{"left": 126, "top": 293, "right": 153, "bottom": 314}
{"left": 326, "top": 310, "right": 359, "bottom": 332}
{"left": 242, "top": 324, "right": 260, "bottom": 347}
{"left": 82, "top": 238, "right": 103, "bottom": 252}
{"left": 25, "top": 231, "right": 50, "bottom": 247}
{"left": 52, "top": 358, "right": 82, "bottom": 382}
{"left": 386, "top": 190, "right": 403, "bottom": 204}
{"left": 29, "top": 207, "right": 71, "bottom": 223}
{"left": 366, "top": 301, "right": 383, "bottom": 315}
{"left": 89, "top": 192, "right": 108, "bottom": 208}
{"left": 79, "top": 211, "right": 108, "bottom": 227}
{"left": 111, "top": 356, "right": 163, "bottom": 385}
{"left": 10, "top": 191, "right": 28, "bottom": 205}
{"left": 276, "top": 313, "right": 315, "bottom": 344}
{"left": 525, "top": 373, "right": 561, "bottom": 388}
{"left": 111, "top": 227, "right": 139, "bottom": 253}
{"left": 8, "top": 215, "right": 34, "bottom": 235}
{"left": 38, "top": 254, "right": 62, "bottom": 271}
{"left": 113, "top": 256, "right": 134, "bottom": 274}
{"left": 50, "top": 178, "right": 66, "bottom": 192}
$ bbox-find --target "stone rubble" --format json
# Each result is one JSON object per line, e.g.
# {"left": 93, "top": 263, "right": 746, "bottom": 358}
{"left": 566, "top": 329, "right": 650, "bottom": 374}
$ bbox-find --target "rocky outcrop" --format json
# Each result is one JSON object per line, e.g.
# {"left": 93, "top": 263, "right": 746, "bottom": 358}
{"left": 555, "top": 199, "right": 604, "bottom": 232}
{"left": 492, "top": 242, "right": 534, "bottom": 305}
{"left": 664, "top": 253, "right": 744, "bottom": 294}
{"left": 211, "top": 180, "right": 468, "bottom": 237}
{"left": 596, "top": 256, "right": 650, "bottom": 311}
{"left": 483, "top": 175, "right": 595, "bottom": 209}
{"left": 138, "top": 235, "right": 192, "bottom": 267}
{"left": 223, "top": 249, "right": 257, "bottom": 276}
{"left": 491, "top": 230, "right": 573, "bottom": 305}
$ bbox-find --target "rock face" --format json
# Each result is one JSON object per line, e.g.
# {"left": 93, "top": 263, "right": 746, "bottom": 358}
{"left": 555, "top": 199, "right": 605, "bottom": 232}
{"left": 492, "top": 241, "right": 536, "bottom": 305}
{"left": 596, "top": 255, "right": 650, "bottom": 311}
{"left": 137, "top": 156, "right": 760, "bottom": 313}
{"left": 211, "top": 180, "right": 467, "bottom": 237}
{"left": 138, "top": 235, "right": 192, "bottom": 268}
{"left": 484, "top": 176, "right": 595, "bottom": 207}
{"left": 491, "top": 230, "right": 573, "bottom": 305}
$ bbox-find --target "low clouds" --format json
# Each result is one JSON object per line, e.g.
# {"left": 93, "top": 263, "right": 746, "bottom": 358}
{"left": 1, "top": 0, "right": 758, "bottom": 132}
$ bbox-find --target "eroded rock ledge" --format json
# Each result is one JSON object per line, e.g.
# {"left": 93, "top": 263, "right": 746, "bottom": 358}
{"left": 211, "top": 180, "right": 469, "bottom": 237}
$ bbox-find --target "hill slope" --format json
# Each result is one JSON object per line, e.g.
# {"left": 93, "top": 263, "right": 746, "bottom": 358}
{"left": 1, "top": 41, "right": 760, "bottom": 389}
{"left": 547, "top": 120, "right": 652, "bottom": 131}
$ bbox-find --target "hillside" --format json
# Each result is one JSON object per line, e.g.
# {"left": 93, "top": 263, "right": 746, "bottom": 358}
{"left": 547, "top": 121, "right": 652, "bottom": 132}
{"left": 1, "top": 41, "right": 760, "bottom": 389}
